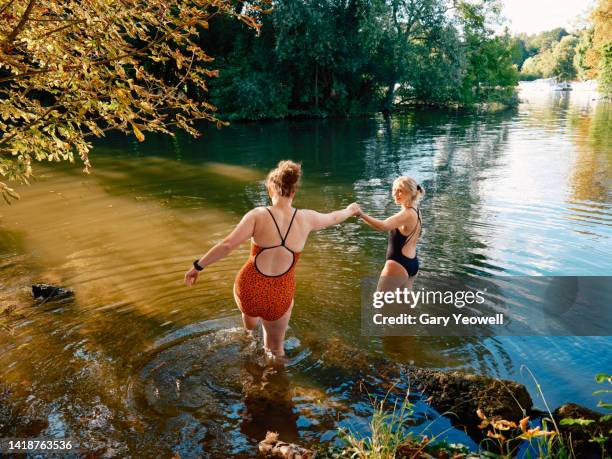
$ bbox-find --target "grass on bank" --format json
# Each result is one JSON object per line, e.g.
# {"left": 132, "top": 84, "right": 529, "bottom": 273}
{"left": 317, "top": 371, "right": 611, "bottom": 459}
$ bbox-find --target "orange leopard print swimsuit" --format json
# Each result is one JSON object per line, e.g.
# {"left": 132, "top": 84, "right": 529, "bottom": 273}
{"left": 235, "top": 208, "right": 301, "bottom": 321}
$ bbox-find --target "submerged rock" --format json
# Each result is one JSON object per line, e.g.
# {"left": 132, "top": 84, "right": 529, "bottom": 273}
{"left": 407, "top": 368, "right": 532, "bottom": 431}
{"left": 554, "top": 403, "right": 612, "bottom": 458}
{"left": 301, "top": 334, "right": 379, "bottom": 375}
{"left": 259, "top": 431, "right": 315, "bottom": 459}
{"left": 31, "top": 283, "right": 74, "bottom": 301}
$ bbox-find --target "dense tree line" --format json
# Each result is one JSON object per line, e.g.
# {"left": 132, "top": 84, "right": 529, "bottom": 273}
{"left": 200, "top": 0, "right": 519, "bottom": 120}
{"left": 509, "top": 0, "right": 611, "bottom": 94}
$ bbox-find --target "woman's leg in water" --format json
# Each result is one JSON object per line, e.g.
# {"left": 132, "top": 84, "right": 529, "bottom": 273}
{"left": 403, "top": 272, "right": 418, "bottom": 291}
{"left": 377, "top": 260, "right": 409, "bottom": 292}
{"left": 261, "top": 300, "right": 293, "bottom": 358}
{"left": 234, "top": 283, "right": 259, "bottom": 331}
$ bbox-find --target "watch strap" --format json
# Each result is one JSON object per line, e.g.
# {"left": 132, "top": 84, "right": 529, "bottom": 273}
{"left": 193, "top": 259, "right": 204, "bottom": 271}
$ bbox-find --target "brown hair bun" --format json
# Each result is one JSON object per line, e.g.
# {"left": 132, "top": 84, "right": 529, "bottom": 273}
{"left": 266, "top": 160, "right": 302, "bottom": 197}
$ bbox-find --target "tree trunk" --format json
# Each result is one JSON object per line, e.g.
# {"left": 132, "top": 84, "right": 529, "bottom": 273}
{"left": 315, "top": 64, "right": 318, "bottom": 108}
{"left": 383, "top": 79, "right": 396, "bottom": 114}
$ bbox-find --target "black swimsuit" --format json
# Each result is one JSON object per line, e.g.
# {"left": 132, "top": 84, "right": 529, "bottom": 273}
{"left": 386, "top": 207, "right": 421, "bottom": 277}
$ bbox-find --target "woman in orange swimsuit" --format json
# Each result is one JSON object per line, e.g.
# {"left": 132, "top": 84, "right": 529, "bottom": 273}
{"left": 184, "top": 160, "right": 360, "bottom": 357}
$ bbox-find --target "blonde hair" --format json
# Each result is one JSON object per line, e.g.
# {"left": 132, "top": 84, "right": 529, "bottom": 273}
{"left": 266, "top": 160, "right": 302, "bottom": 197}
{"left": 393, "top": 176, "right": 425, "bottom": 205}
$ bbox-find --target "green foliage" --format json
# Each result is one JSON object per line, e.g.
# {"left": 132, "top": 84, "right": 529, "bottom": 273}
{"left": 509, "top": 36, "right": 529, "bottom": 68}
{"left": 574, "top": 28, "right": 594, "bottom": 80}
{"left": 526, "top": 28, "right": 569, "bottom": 53}
{"left": 586, "top": 0, "right": 612, "bottom": 91}
{"left": 519, "top": 35, "right": 578, "bottom": 81}
{"left": 203, "top": 0, "right": 519, "bottom": 120}
{"left": 339, "top": 393, "right": 417, "bottom": 458}
{"left": 512, "top": 27, "right": 569, "bottom": 70}
{"left": 559, "top": 418, "right": 595, "bottom": 426}
{"left": 551, "top": 36, "right": 579, "bottom": 81}
{"left": 598, "top": 41, "right": 612, "bottom": 97}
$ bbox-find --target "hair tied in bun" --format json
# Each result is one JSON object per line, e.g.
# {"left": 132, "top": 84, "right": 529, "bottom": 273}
{"left": 266, "top": 160, "right": 302, "bottom": 197}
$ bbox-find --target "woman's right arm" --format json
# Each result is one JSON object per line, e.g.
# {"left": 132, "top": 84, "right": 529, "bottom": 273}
{"left": 360, "top": 209, "right": 409, "bottom": 232}
{"left": 304, "top": 203, "right": 360, "bottom": 232}
{"left": 184, "top": 209, "right": 258, "bottom": 286}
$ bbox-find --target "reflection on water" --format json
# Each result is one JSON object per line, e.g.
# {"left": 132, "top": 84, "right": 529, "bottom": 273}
{"left": 0, "top": 83, "right": 610, "bottom": 455}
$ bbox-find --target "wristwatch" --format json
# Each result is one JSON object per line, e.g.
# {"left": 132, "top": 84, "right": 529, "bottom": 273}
{"left": 193, "top": 259, "right": 204, "bottom": 271}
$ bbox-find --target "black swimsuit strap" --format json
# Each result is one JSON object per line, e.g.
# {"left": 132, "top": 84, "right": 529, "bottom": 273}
{"left": 403, "top": 207, "right": 421, "bottom": 245}
{"left": 265, "top": 207, "right": 284, "bottom": 243}
{"left": 283, "top": 208, "right": 298, "bottom": 243}
{"left": 265, "top": 207, "right": 298, "bottom": 246}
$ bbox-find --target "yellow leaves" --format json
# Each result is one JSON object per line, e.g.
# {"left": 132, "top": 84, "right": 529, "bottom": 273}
{"left": 1, "top": 0, "right": 263, "bottom": 195}
{"left": 517, "top": 416, "right": 556, "bottom": 440}
{"left": 116, "top": 64, "right": 127, "bottom": 79}
{"left": 477, "top": 408, "right": 516, "bottom": 445}
{"left": 130, "top": 122, "right": 145, "bottom": 142}
{"left": 491, "top": 419, "right": 517, "bottom": 431}
{"left": 518, "top": 426, "right": 556, "bottom": 440}
{"left": 200, "top": 68, "right": 219, "bottom": 78}
{"left": 519, "top": 416, "right": 529, "bottom": 433}
{"left": 0, "top": 182, "right": 20, "bottom": 205}
{"left": 114, "top": 88, "right": 130, "bottom": 103}
{"left": 478, "top": 410, "right": 557, "bottom": 449}
{"left": 139, "top": 100, "right": 153, "bottom": 111}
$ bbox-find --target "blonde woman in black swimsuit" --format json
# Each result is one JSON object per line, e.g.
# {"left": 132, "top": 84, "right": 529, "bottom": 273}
{"left": 358, "top": 177, "right": 424, "bottom": 291}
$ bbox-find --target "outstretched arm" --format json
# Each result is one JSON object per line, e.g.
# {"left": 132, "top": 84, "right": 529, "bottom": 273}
{"left": 184, "top": 209, "right": 257, "bottom": 286}
{"left": 304, "top": 203, "right": 360, "bottom": 232}
{"left": 359, "top": 209, "right": 408, "bottom": 232}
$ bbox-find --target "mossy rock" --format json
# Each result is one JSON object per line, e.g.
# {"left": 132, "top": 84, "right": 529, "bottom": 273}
{"left": 407, "top": 368, "right": 532, "bottom": 432}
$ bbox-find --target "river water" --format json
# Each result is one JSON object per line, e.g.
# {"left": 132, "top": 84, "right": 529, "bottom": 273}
{"left": 0, "top": 83, "right": 610, "bottom": 456}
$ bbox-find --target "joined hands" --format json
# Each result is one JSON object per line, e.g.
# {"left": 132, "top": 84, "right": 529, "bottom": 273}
{"left": 347, "top": 202, "right": 362, "bottom": 217}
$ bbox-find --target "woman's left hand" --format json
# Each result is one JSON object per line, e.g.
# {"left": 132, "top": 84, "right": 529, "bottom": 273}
{"left": 184, "top": 267, "right": 199, "bottom": 286}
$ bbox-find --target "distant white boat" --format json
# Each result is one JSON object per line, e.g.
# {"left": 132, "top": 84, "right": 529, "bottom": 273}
{"left": 553, "top": 81, "right": 572, "bottom": 91}
{"left": 521, "top": 78, "right": 573, "bottom": 91}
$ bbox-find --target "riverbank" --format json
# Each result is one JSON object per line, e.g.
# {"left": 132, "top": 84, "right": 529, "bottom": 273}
{"left": 217, "top": 93, "right": 520, "bottom": 123}
{"left": 255, "top": 338, "right": 611, "bottom": 458}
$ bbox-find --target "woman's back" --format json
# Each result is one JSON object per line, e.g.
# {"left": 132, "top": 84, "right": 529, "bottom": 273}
{"left": 251, "top": 206, "right": 308, "bottom": 277}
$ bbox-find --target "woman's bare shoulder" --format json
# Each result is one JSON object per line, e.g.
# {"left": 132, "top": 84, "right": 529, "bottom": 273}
{"left": 397, "top": 207, "right": 417, "bottom": 223}
{"left": 249, "top": 206, "right": 268, "bottom": 216}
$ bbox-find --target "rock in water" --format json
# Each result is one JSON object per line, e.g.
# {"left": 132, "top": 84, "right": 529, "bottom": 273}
{"left": 32, "top": 284, "right": 74, "bottom": 301}
{"left": 258, "top": 432, "right": 315, "bottom": 459}
{"left": 408, "top": 368, "right": 533, "bottom": 431}
{"left": 554, "top": 403, "right": 612, "bottom": 458}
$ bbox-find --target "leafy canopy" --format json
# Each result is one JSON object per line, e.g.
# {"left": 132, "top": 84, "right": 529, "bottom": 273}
{"left": 0, "top": 0, "right": 265, "bottom": 202}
